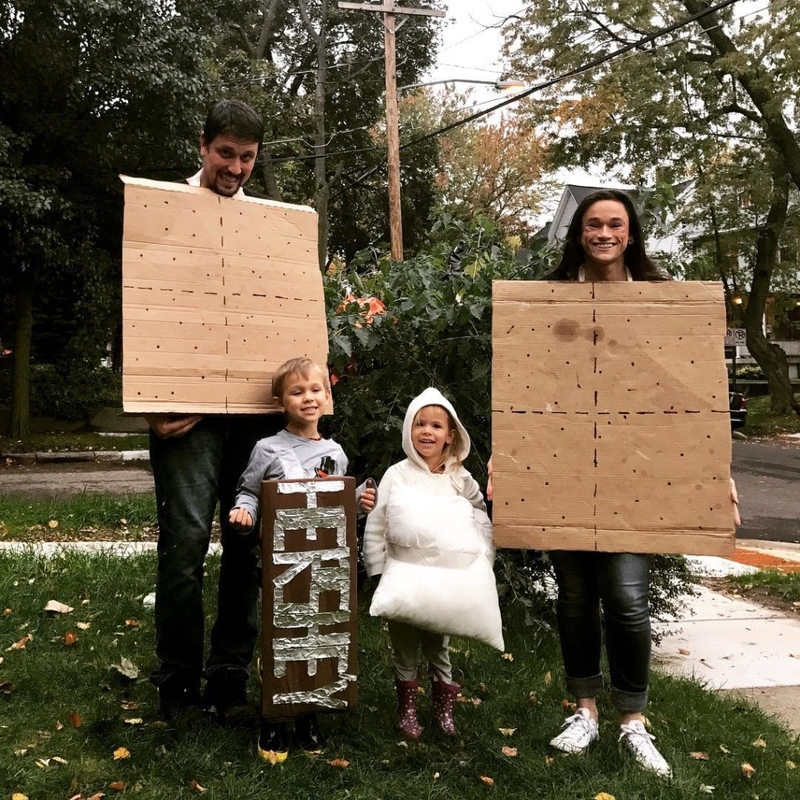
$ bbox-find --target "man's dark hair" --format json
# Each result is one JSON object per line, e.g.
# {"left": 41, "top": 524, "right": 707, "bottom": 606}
{"left": 547, "top": 188, "right": 666, "bottom": 281}
{"left": 201, "top": 100, "right": 265, "bottom": 150}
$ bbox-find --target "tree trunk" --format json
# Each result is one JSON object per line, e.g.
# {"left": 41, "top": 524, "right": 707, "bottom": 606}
{"left": 741, "top": 169, "right": 799, "bottom": 415}
{"left": 8, "top": 266, "right": 33, "bottom": 440}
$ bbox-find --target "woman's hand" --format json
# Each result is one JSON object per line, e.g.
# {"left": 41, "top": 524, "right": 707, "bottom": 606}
{"left": 731, "top": 477, "right": 741, "bottom": 527}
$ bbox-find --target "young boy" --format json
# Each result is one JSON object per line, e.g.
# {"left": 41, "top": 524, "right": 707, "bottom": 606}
{"left": 229, "top": 356, "right": 375, "bottom": 761}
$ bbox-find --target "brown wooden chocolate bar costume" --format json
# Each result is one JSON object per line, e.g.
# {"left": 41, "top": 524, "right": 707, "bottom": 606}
{"left": 261, "top": 477, "right": 358, "bottom": 720}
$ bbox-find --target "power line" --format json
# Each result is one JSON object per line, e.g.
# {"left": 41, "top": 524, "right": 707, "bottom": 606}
{"left": 270, "top": 0, "right": 748, "bottom": 174}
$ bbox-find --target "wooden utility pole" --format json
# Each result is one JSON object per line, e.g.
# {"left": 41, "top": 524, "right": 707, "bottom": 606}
{"left": 338, "top": 1, "right": 444, "bottom": 261}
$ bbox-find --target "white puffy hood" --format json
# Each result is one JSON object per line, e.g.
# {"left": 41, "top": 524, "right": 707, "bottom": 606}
{"left": 402, "top": 387, "right": 470, "bottom": 472}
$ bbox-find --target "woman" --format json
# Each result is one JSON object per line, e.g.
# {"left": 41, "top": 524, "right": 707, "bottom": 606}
{"left": 490, "top": 189, "right": 739, "bottom": 778}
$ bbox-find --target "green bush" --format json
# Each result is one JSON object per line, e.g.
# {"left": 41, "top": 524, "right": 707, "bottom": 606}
{"left": 325, "top": 216, "right": 698, "bottom": 633}
{"left": 28, "top": 362, "right": 121, "bottom": 422}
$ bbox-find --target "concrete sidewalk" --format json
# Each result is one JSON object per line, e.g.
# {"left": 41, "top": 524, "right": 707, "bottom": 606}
{"left": 1, "top": 449, "right": 149, "bottom": 464}
{"left": 654, "top": 539, "right": 800, "bottom": 734}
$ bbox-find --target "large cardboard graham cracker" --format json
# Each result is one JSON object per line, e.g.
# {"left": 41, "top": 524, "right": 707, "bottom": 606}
{"left": 491, "top": 280, "right": 735, "bottom": 556}
{"left": 121, "top": 177, "right": 327, "bottom": 414}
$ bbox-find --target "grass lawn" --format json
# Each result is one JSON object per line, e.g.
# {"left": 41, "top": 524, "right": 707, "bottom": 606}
{"left": 741, "top": 394, "right": 800, "bottom": 437}
{"left": 0, "top": 495, "right": 158, "bottom": 542}
{"left": 0, "top": 432, "right": 150, "bottom": 454}
{"left": 1, "top": 551, "right": 799, "bottom": 799}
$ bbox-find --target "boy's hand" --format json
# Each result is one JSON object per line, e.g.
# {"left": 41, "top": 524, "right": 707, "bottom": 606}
{"left": 228, "top": 506, "right": 254, "bottom": 531}
{"left": 359, "top": 478, "right": 377, "bottom": 513}
{"left": 731, "top": 477, "right": 740, "bottom": 527}
{"left": 486, "top": 456, "right": 493, "bottom": 502}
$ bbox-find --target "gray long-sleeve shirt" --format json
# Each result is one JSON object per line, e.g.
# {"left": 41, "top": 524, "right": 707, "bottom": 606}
{"left": 233, "top": 429, "right": 349, "bottom": 533}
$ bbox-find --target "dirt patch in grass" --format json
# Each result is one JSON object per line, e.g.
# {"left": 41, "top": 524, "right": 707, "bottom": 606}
{"left": 702, "top": 576, "right": 800, "bottom": 616}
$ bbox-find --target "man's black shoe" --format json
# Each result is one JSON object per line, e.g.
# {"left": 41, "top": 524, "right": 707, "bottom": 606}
{"left": 156, "top": 673, "right": 201, "bottom": 722}
{"left": 203, "top": 674, "right": 256, "bottom": 725}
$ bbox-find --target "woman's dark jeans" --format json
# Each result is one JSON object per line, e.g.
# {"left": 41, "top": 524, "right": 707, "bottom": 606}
{"left": 150, "top": 415, "right": 282, "bottom": 687}
{"left": 550, "top": 551, "right": 651, "bottom": 713}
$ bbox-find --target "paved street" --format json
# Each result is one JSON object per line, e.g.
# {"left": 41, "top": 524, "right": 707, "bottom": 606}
{"left": 0, "top": 461, "right": 154, "bottom": 497}
{"left": 732, "top": 438, "right": 800, "bottom": 543}
{"left": 2, "top": 437, "right": 798, "bottom": 542}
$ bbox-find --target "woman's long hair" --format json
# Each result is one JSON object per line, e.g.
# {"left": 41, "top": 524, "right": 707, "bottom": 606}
{"left": 546, "top": 189, "right": 666, "bottom": 282}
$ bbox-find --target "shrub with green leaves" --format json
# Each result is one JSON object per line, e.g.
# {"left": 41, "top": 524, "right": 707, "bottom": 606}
{"left": 324, "top": 216, "right": 697, "bottom": 629}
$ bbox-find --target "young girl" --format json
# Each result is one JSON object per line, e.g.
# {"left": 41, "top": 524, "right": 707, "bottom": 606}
{"left": 363, "top": 387, "right": 499, "bottom": 740}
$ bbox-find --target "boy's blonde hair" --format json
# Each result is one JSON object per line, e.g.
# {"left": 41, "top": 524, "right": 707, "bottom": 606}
{"left": 271, "top": 357, "right": 329, "bottom": 400}
{"left": 413, "top": 404, "right": 465, "bottom": 468}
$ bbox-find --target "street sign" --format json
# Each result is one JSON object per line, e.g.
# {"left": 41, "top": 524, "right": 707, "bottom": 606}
{"left": 725, "top": 328, "right": 746, "bottom": 347}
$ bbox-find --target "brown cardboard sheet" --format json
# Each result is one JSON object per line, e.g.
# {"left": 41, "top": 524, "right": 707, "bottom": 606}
{"left": 491, "top": 280, "right": 735, "bottom": 556}
{"left": 121, "top": 177, "right": 328, "bottom": 414}
{"left": 261, "top": 477, "right": 358, "bottom": 720}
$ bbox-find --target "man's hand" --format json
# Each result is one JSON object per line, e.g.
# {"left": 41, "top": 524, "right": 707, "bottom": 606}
{"left": 359, "top": 478, "right": 377, "bottom": 513}
{"left": 486, "top": 456, "right": 493, "bottom": 502}
{"left": 229, "top": 506, "right": 254, "bottom": 531}
{"left": 731, "top": 477, "right": 741, "bottom": 527}
{"left": 145, "top": 414, "right": 203, "bottom": 439}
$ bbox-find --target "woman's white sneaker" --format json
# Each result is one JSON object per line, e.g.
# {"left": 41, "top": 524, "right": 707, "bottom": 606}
{"left": 549, "top": 708, "right": 600, "bottom": 754}
{"left": 619, "top": 720, "right": 672, "bottom": 778}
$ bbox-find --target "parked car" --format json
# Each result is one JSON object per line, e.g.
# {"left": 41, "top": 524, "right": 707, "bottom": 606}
{"left": 729, "top": 391, "right": 747, "bottom": 430}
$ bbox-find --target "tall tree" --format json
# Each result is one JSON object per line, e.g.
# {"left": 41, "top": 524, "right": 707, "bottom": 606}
{"left": 208, "top": 0, "right": 441, "bottom": 263}
{"left": 0, "top": 0, "right": 231, "bottom": 437}
{"left": 505, "top": 0, "right": 800, "bottom": 412}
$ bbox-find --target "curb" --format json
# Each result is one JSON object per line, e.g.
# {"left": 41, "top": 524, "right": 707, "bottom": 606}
{"left": 1, "top": 450, "right": 150, "bottom": 465}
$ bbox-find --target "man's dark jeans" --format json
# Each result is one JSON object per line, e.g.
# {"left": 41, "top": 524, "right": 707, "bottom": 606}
{"left": 550, "top": 551, "right": 651, "bottom": 713}
{"left": 150, "top": 415, "right": 282, "bottom": 687}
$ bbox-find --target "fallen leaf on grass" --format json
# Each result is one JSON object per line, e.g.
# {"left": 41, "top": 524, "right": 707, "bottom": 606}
{"left": 121, "top": 701, "right": 138, "bottom": 710}
{"left": 678, "top": 648, "right": 691, "bottom": 656}
{"left": 690, "top": 752, "right": 710, "bottom": 761}
{"left": 123, "top": 718, "right": 143, "bottom": 726}
{"left": 328, "top": 758, "right": 350, "bottom": 768}
{"left": 0, "top": 681, "right": 13, "bottom": 694}
{"left": 544, "top": 756, "right": 555, "bottom": 766}
{"left": 480, "top": 775, "right": 494, "bottom": 786}
{"left": 501, "top": 653, "right": 513, "bottom": 661}
{"left": 69, "top": 712, "right": 82, "bottom": 728}
{"left": 76, "top": 622, "right": 91, "bottom": 631}
{"left": 44, "top": 600, "right": 73, "bottom": 614}
{"left": 113, "top": 746, "right": 131, "bottom": 760}
{"left": 699, "top": 786, "right": 715, "bottom": 794}
{"left": 8, "top": 633, "right": 33, "bottom": 651}
{"left": 719, "top": 745, "right": 731, "bottom": 754}
{"left": 499, "top": 727, "right": 516, "bottom": 736}
{"left": 64, "top": 631, "right": 78, "bottom": 647}
{"left": 48, "top": 519, "right": 59, "bottom": 529}
{"left": 560, "top": 698, "right": 576, "bottom": 710}
{"left": 741, "top": 762, "right": 755, "bottom": 778}
{"left": 111, "top": 657, "right": 139, "bottom": 680}
{"left": 594, "top": 793, "right": 615, "bottom": 800}
{"left": 12, "top": 794, "right": 29, "bottom": 800}
{"left": 501, "top": 746, "right": 518, "bottom": 757}
{"left": 3, "top": 608, "right": 11, "bottom": 615}
{"left": 125, "top": 619, "right": 140, "bottom": 628}
{"left": 52, "top": 756, "right": 68, "bottom": 765}
{"left": 56, "top": 721, "right": 64, "bottom": 731}
{"left": 433, "top": 772, "right": 440, "bottom": 779}
{"left": 544, "top": 671, "right": 552, "bottom": 685}
{"left": 528, "top": 692, "right": 539, "bottom": 705}
{"left": 752, "top": 737, "right": 767, "bottom": 748}
{"left": 189, "top": 780, "right": 206, "bottom": 793}
{"left": 108, "top": 781, "right": 126, "bottom": 792}
{"left": 787, "top": 760, "right": 796, "bottom": 769}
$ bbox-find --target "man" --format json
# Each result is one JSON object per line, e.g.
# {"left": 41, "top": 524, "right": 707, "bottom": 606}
{"left": 146, "top": 99, "right": 283, "bottom": 722}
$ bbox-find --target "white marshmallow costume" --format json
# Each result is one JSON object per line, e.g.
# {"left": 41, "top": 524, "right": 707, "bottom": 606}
{"left": 363, "top": 387, "right": 504, "bottom": 651}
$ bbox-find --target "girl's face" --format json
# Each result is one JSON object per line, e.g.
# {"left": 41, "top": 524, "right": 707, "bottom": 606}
{"left": 411, "top": 405, "right": 454, "bottom": 470}
{"left": 580, "top": 199, "right": 630, "bottom": 271}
